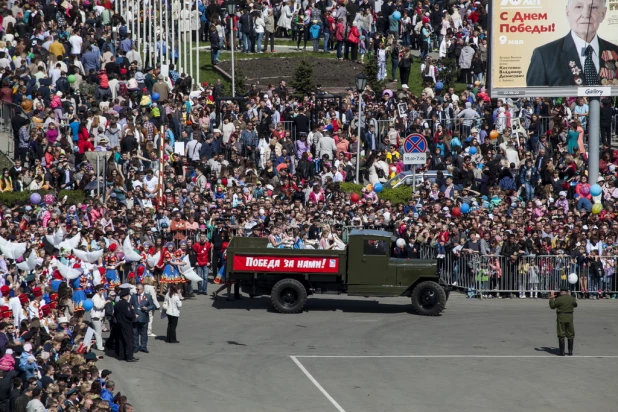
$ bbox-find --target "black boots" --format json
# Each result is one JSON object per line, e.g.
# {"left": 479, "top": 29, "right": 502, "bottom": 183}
{"left": 568, "top": 339, "right": 574, "bottom": 356}
{"left": 558, "top": 338, "right": 565, "bottom": 356}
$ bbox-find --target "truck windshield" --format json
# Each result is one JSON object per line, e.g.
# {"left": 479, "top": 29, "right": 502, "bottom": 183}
{"left": 363, "top": 240, "right": 387, "bottom": 256}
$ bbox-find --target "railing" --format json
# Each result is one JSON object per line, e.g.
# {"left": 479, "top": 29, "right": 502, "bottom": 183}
{"left": 420, "top": 245, "right": 618, "bottom": 296}
{"left": 278, "top": 120, "right": 297, "bottom": 141}
{"left": 0, "top": 102, "right": 15, "bottom": 159}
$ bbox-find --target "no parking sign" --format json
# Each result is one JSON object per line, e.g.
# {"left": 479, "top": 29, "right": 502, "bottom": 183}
{"left": 403, "top": 134, "right": 427, "bottom": 165}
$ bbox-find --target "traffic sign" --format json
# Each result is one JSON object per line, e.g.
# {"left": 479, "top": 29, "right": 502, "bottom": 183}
{"left": 403, "top": 134, "right": 427, "bottom": 165}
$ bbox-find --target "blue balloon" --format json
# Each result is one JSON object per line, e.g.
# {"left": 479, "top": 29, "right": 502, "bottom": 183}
{"left": 151, "top": 92, "right": 160, "bottom": 101}
{"left": 392, "top": 10, "right": 401, "bottom": 20}
{"left": 590, "top": 183, "right": 602, "bottom": 197}
{"left": 469, "top": 147, "right": 477, "bottom": 155}
{"left": 374, "top": 183, "right": 383, "bottom": 193}
{"left": 460, "top": 203, "right": 470, "bottom": 214}
{"left": 82, "top": 299, "right": 94, "bottom": 311}
{"left": 435, "top": 81, "right": 444, "bottom": 90}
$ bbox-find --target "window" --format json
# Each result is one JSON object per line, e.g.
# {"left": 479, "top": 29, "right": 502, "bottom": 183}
{"left": 363, "top": 239, "right": 387, "bottom": 256}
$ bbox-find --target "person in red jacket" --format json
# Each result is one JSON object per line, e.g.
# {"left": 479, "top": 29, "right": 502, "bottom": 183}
{"left": 335, "top": 18, "right": 345, "bottom": 60}
{"left": 192, "top": 232, "right": 212, "bottom": 295}
{"left": 76, "top": 123, "right": 93, "bottom": 163}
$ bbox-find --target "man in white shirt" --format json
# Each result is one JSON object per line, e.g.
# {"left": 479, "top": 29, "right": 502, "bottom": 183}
{"left": 185, "top": 136, "right": 202, "bottom": 165}
{"left": 91, "top": 285, "right": 107, "bottom": 350}
{"left": 69, "top": 33, "right": 83, "bottom": 56}
{"left": 142, "top": 169, "right": 159, "bottom": 198}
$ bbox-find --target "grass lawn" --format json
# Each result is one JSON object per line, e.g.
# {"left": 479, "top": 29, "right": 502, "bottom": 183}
{"left": 198, "top": 46, "right": 466, "bottom": 96}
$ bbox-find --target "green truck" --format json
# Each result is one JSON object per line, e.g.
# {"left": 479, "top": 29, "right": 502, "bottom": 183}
{"left": 226, "top": 229, "right": 448, "bottom": 315}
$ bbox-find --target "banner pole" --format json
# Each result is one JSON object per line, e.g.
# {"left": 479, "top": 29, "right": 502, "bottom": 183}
{"left": 588, "top": 97, "right": 600, "bottom": 185}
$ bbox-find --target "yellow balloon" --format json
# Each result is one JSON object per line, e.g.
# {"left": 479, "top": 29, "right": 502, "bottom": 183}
{"left": 561, "top": 274, "right": 567, "bottom": 281}
{"left": 366, "top": 184, "right": 373, "bottom": 192}
{"left": 592, "top": 203, "right": 603, "bottom": 214}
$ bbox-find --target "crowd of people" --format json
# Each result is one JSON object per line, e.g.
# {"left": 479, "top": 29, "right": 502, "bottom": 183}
{"left": 0, "top": 0, "right": 615, "bottom": 408}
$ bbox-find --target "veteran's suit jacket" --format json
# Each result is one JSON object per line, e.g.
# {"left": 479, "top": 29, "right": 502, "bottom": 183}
{"left": 526, "top": 32, "right": 618, "bottom": 87}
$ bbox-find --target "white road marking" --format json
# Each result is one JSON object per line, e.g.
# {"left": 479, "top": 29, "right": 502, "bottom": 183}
{"left": 294, "top": 355, "right": 618, "bottom": 358}
{"left": 290, "top": 356, "right": 346, "bottom": 412}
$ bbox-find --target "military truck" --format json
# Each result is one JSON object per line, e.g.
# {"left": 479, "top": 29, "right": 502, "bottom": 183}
{"left": 226, "top": 229, "right": 448, "bottom": 315}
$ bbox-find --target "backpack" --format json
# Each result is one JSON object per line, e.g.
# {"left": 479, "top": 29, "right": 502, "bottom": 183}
{"left": 118, "top": 82, "right": 128, "bottom": 98}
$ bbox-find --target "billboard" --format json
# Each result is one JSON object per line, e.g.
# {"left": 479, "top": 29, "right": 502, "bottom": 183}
{"left": 232, "top": 255, "right": 340, "bottom": 274}
{"left": 490, "top": 0, "right": 618, "bottom": 98}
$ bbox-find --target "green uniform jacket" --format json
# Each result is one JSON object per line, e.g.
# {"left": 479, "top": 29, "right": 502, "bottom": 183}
{"left": 549, "top": 294, "right": 577, "bottom": 338}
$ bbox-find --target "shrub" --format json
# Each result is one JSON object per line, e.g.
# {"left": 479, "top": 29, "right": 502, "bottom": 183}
{"left": 291, "top": 60, "right": 315, "bottom": 99}
{"left": 0, "top": 190, "right": 86, "bottom": 206}
{"left": 339, "top": 182, "right": 411, "bottom": 205}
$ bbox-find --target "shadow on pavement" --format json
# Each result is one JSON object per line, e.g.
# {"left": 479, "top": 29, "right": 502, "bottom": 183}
{"left": 210, "top": 295, "right": 422, "bottom": 314}
{"left": 534, "top": 346, "right": 561, "bottom": 356}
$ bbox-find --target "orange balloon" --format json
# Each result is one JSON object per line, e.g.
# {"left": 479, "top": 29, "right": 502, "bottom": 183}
{"left": 489, "top": 130, "right": 499, "bottom": 140}
{"left": 366, "top": 184, "right": 373, "bottom": 192}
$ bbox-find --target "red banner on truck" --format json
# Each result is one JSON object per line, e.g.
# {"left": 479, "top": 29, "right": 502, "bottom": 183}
{"left": 232, "top": 255, "right": 340, "bottom": 273}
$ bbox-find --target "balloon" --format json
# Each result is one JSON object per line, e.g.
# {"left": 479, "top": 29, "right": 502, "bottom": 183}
{"left": 460, "top": 203, "right": 470, "bottom": 214}
{"left": 396, "top": 238, "right": 406, "bottom": 248}
{"left": 151, "top": 92, "right": 160, "bottom": 101}
{"left": 561, "top": 274, "right": 567, "bottom": 281}
{"left": 580, "top": 185, "right": 590, "bottom": 196}
{"left": 392, "top": 10, "right": 401, "bottom": 20}
{"left": 592, "top": 203, "right": 603, "bottom": 214}
{"left": 366, "top": 184, "right": 373, "bottom": 192}
{"left": 68, "top": 74, "right": 76, "bottom": 84}
{"left": 374, "top": 183, "right": 383, "bottom": 193}
{"left": 489, "top": 130, "right": 499, "bottom": 140}
{"left": 469, "top": 147, "right": 477, "bottom": 155}
{"left": 44, "top": 194, "right": 55, "bottom": 205}
{"left": 435, "top": 81, "right": 444, "bottom": 90}
{"left": 568, "top": 273, "right": 578, "bottom": 285}
{"left": 30, "top": 193, "right": 41, "bottom": 204}
{"left": 350, "top": 193, "right": 360, "bottom": 203}
{"left": 452, "top": 207, "right": 461, "bottom": 217}
{"left": 590, "top": 184, "right": 602, "bottom": 197}
{"left": 82, "top": 299, "right": 94, "bottom": 311}
{"left": 383, "top": 211, "right": 391, "bottom": 222}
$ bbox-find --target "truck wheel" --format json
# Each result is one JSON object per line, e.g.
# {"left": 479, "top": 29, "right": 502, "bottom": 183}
{"left": 271, "top": 279, "right": 307, "bottom": 314}
{"left": 411, "top": 281, "right": 446, "bottom": 316}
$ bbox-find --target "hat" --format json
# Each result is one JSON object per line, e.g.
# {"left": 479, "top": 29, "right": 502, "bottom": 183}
{"left": 119, "top": 288, "right": 130, "bottom": 297}
{"left": 57, "top": 317, "right": 69, "bottom": 324}
{"left": 560, "top": 286, "right": 570, "bottom": 292}
{"left": 0, "top": 285, "right": 9, "bottom": 295}
{"left": 84, "top": 352, "right": 98, "bottom": 362}
{"left": 582, "top": 225, "right": 589, "bottom": 230}
{"left": 213, "top": 129, "right": 222, "bottom": 133}
{"left": 23, "top": 343, "right": 32, "bottom": 352}
{"left": 66, "top": 387, "right": 79, "bottom": 396}
{"left": 32, "top": 287, "right": 42, "bottom": 298}
{"left": 108, "top": 243, "right": 117, "bottom": 252}
{"left": 471, "top": 128, "right": 479, "bottom": 133}
{"left": 18, "top": 294, "right": 29, "bottom": 304}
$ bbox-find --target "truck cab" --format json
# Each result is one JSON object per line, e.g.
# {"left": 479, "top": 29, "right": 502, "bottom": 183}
{"left": 346, "top": 230, "right": 439, "bottom": 297}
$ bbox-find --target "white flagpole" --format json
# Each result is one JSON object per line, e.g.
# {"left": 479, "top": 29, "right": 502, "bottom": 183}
{"left": 195, "top": 4, "right": 200, "bottom": 88}
{"left": 142, "top": 0, "right": 147, "bottom": 65}
{"left": 189, "top": 6, "right": 194, "bottom": 84}
{"left": 183, "top": 2, "right": 187, "bottom": 76}
{"left": 159, "top": 0, "right": 164, "bottom": 64}
{"left": 171, "top": 0, "right": 176, "bottom": 69}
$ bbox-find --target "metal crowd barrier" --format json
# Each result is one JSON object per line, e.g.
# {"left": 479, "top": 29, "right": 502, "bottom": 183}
{"left": 428, "top": 247, "right": 618, "bottom": 297}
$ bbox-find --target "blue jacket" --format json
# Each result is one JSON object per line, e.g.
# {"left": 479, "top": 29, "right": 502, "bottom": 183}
{"left": 309, "top": 24, "right": 321, "bottom": 40}
{"left": 81, "top": 51, "right": 100, "bottom": 72}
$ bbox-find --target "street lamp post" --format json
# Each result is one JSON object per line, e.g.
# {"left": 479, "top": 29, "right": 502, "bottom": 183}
{"left": 355, "top": 73, "right": 367, "bottom": 184}
{"left": 227, "top": 0, "right": 236, "bottom": 96}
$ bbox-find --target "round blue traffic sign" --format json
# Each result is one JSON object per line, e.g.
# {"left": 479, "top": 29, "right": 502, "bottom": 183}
{"left": 403, "top": 134, "right": 427, "bottom": 154}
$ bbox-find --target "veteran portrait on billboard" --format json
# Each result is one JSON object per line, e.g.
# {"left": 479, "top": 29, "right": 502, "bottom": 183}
{"left": 526, "top": 0, "right": 618, "bottom": 87}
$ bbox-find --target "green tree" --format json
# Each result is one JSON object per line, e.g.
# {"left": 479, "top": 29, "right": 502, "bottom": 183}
{"left": 291, "top": 60, "right": 315, "bottom": 99}
{"left": 435, "top": 58, "right": 460, "bottom": 89}
{"left": 234, "top": 66, "right": 248, "bottom": 96}
{"left": 364, "top": 55, "right": 386, "bottom": 93}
